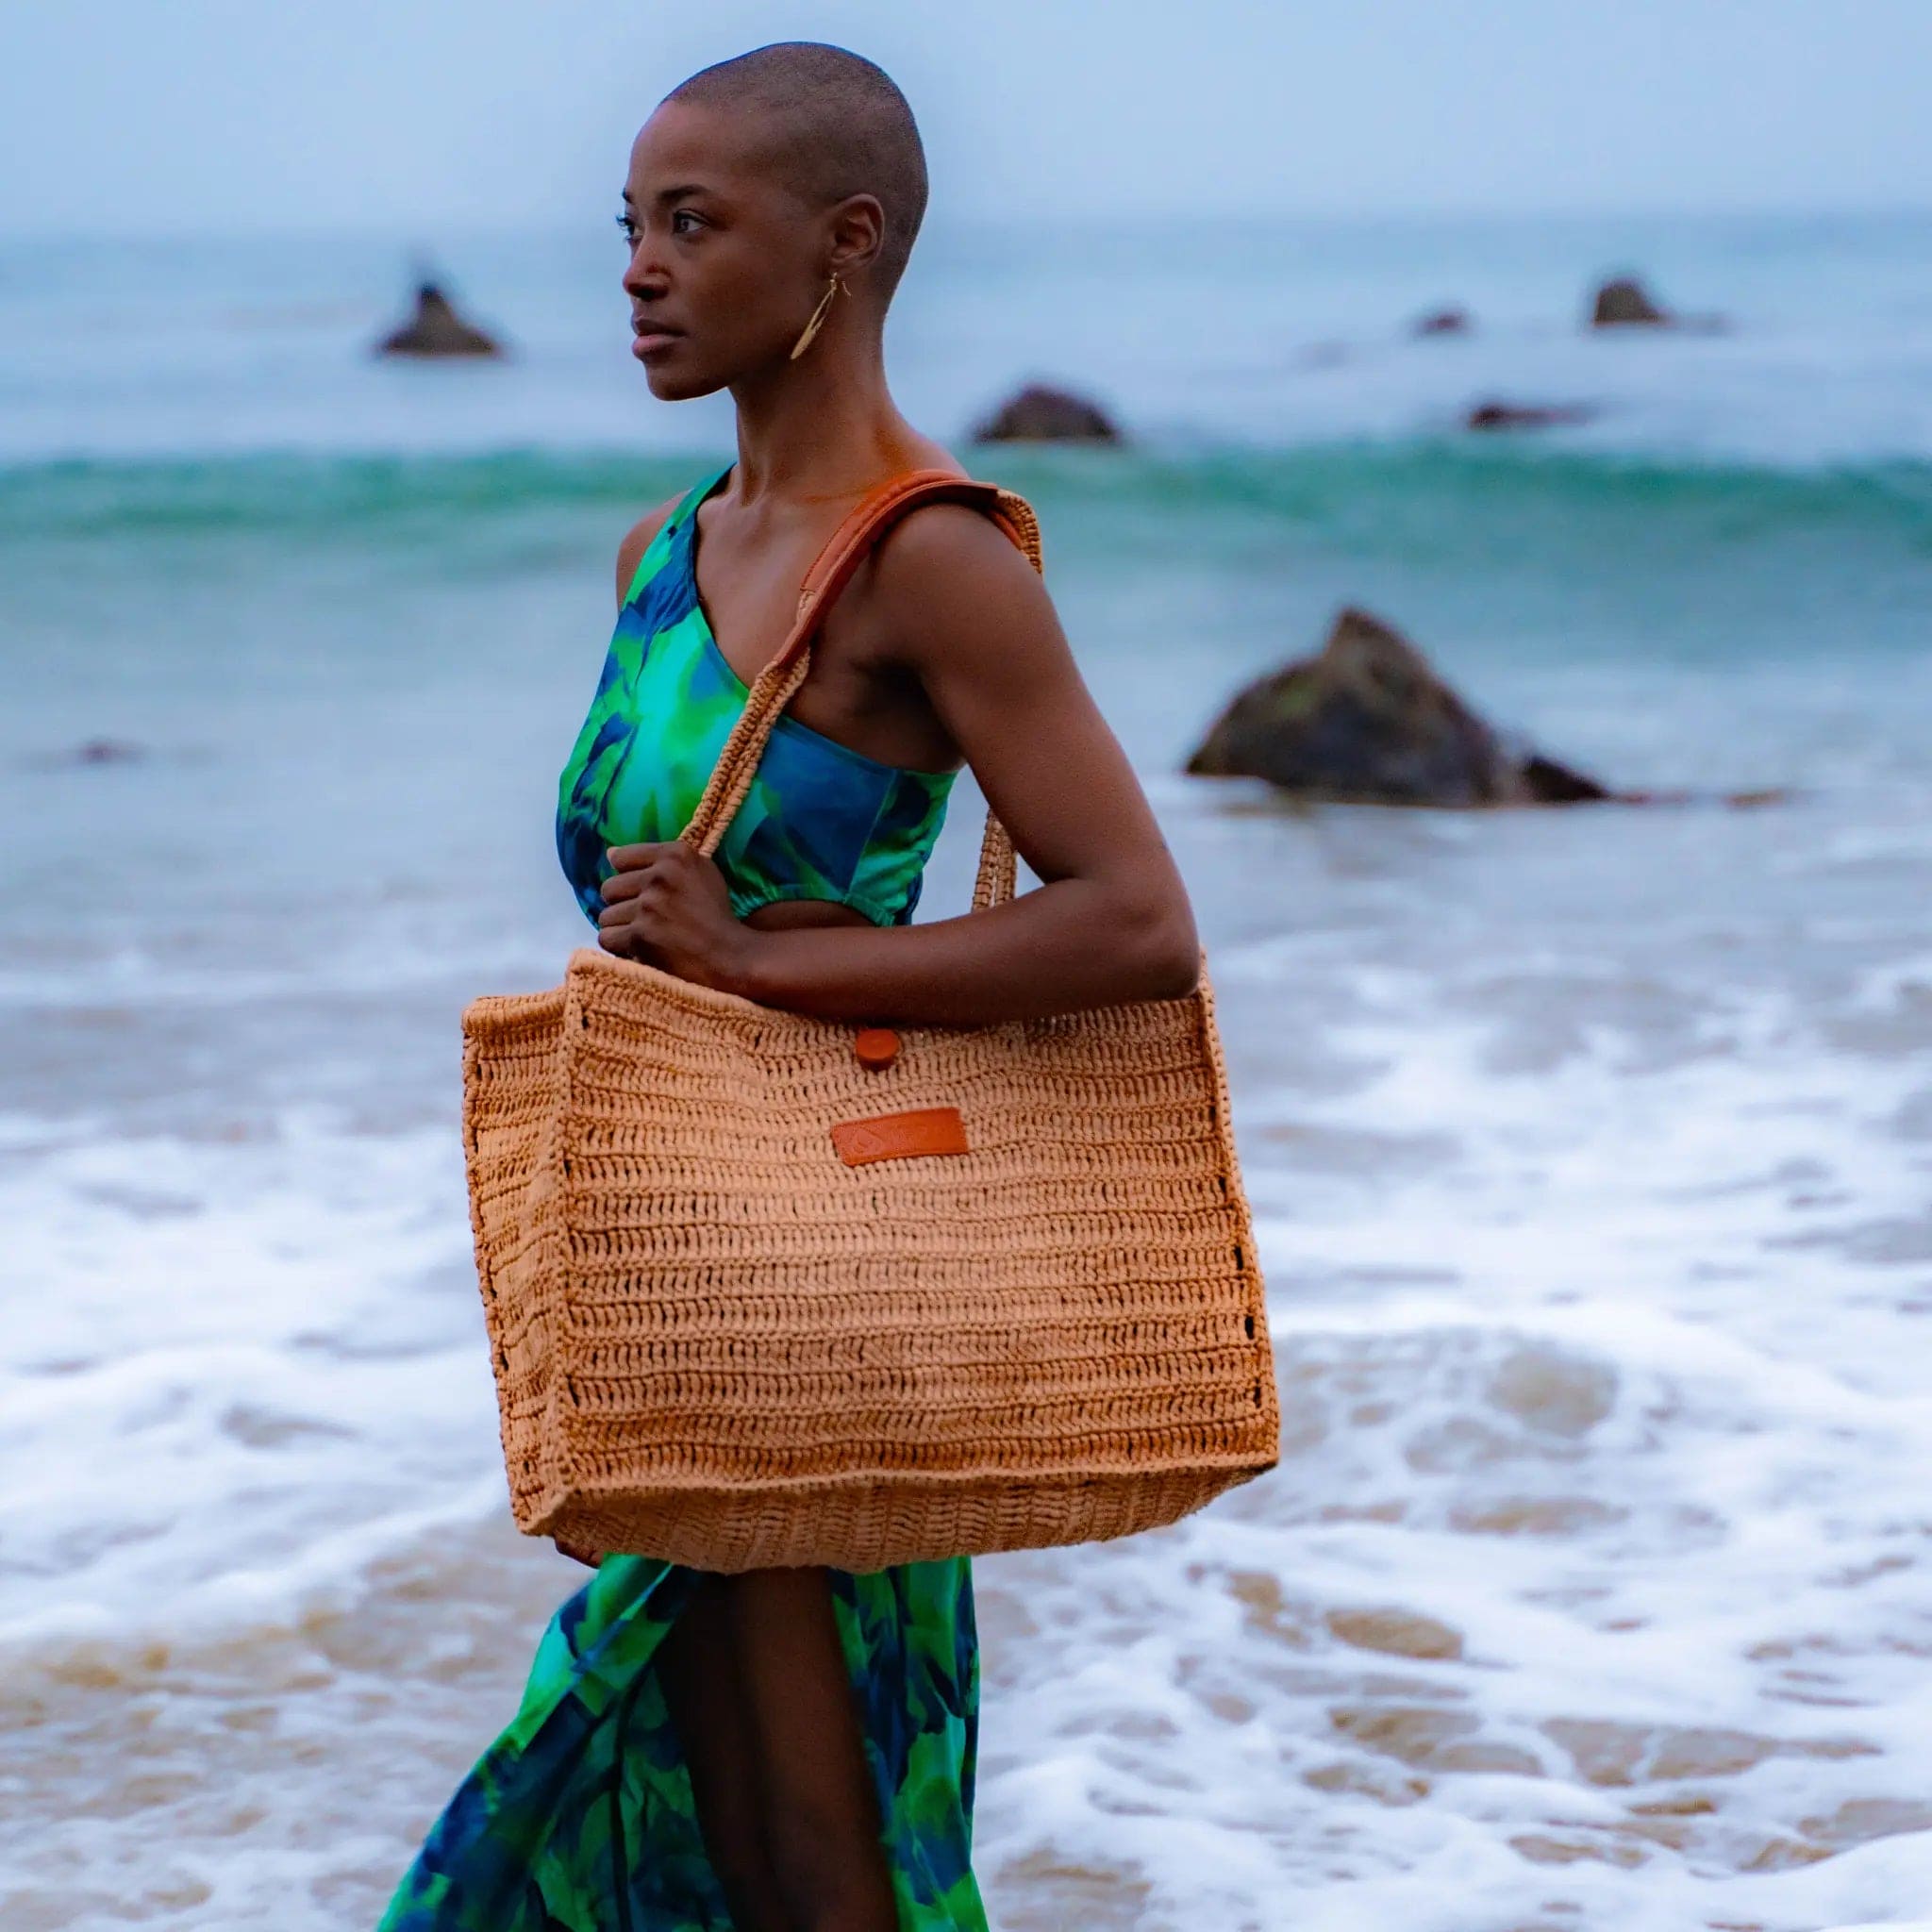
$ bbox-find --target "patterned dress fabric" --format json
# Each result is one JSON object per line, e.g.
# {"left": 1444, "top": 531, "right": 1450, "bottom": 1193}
{"left": 555, "top": 459, "right": 958, "bottom": 929}
{"left": 378, "top": 467, "right": 987, "bottom": 1930}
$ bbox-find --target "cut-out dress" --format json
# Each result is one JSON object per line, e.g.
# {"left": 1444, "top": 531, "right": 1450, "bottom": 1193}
{"left": 377, "top": 462, "right": 988, "bottom": 1929}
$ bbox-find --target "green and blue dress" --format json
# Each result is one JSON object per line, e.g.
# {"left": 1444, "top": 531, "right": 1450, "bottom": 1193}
{"left": 378, "top": 462, "right": 987, "bottom": 1930}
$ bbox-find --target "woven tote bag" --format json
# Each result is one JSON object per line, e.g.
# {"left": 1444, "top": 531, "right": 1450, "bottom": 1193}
{"left": 460, "top": 469, "right": 1280, "bottom": 1573}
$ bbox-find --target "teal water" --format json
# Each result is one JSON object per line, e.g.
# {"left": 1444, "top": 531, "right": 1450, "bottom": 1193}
{"left": 7, "top": 439, "right": 1928, "bottom": 977}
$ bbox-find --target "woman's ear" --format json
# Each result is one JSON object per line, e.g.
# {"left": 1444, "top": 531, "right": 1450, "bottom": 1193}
{"left": 826, "top": 193, "right": 887, "bottom": 282}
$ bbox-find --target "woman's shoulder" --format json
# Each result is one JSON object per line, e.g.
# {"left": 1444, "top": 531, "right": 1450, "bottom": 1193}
{"left": 871, "top": 435, "right": 1029, "bottom": 548}
{"left": 613, "top": 487, "right": 694, "bottom": 609}
{"left": 870, "top": 477, "right": 1040, "bottom": 593}
{"left": 857, "top": 476, "right": 1051, "bottom": 688}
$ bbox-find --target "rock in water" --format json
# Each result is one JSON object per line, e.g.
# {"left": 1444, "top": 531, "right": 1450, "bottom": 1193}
{"left": 1184, "top": 607, "right": 1612, "bottom": 808}
{"left": 70, "top": 737, "right": 145, "bottom": 765}
{"left": 1466, "top": 398, "right": 1597, "bottom": 431}
{"left": 1588, "top": 274, "right": 1731, "bottom": 335}
{"left": 1518, "top": 753, "right": 1614, "bottom": 804}
{"left": 1590, "top": 275, "right": 1670, "bottom": 326}
{"left": 969, "top": 383, "right": 1121, "bottom": 443}
{"left": 375, "top": 280, "right": 504, "bottom": 358}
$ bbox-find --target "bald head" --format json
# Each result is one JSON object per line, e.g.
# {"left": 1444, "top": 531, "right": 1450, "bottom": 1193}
{"left": 662, "top": 42, "right": 928, "bottom": 305}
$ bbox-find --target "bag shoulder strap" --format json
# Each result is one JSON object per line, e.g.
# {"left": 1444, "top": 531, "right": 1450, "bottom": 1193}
{"left": 678, "top": 470, "right": 1043, "bottom": 915}
{"left": 796, "top": 469, "right": 1013, "bottom": 608}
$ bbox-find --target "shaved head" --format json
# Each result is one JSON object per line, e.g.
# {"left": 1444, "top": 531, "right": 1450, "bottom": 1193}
{"left": 662, "top": 42, "right": 928, "bottom": 305}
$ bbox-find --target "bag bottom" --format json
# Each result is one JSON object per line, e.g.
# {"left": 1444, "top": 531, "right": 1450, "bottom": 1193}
{"left": 523, "top": 1457, "right": 1275, "bottom": 1572}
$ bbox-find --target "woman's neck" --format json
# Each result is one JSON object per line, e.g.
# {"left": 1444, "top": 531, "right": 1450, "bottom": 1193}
{"left": 723, "top": 329, "right": 927, "bottom": 506}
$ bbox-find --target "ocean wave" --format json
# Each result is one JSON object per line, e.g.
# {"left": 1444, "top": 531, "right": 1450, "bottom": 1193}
{"left": 2, "top": 439, "right": 1929, "bottom": 551}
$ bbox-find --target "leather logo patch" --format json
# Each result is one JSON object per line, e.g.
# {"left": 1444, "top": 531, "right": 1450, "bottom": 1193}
{"left": 830, "top": 1106, "right": 969, "bottom": 1167}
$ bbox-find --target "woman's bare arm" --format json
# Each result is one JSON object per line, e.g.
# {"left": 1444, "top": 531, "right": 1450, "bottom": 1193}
{"left": 708, "top": 502, "right": 1199, "bottom": 1026}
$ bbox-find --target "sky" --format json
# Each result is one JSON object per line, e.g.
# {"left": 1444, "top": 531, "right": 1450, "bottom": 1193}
{"left": 2, "top": 0, "right": 1929, "bottom": 237}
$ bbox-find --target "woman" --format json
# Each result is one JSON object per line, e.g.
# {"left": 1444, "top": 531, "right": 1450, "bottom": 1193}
{"left": 381, "top": 40, "right": 1197, "bottom": 1932}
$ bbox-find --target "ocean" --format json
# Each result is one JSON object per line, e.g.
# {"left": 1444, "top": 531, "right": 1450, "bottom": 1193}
{"left": 3, "top": 208, "right": 1930, "bottom": 1930}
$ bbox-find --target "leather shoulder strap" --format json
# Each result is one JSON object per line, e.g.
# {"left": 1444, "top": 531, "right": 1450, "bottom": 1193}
{"left": 677, "top": 468, "right": 1040, "bottom": 917}
{"left": 684, "top": 468, "right": 1028, "bottom": 704}
{"left": 787, "top": 469, "right": 1024, "bottom": 653}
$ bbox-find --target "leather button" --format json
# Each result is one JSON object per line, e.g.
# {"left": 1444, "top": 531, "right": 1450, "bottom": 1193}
{"left": 853, "top": 1026, "right": 900, "bottom": 1070}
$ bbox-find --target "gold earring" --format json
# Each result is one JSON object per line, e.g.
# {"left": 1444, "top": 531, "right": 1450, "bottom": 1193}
{"left": 788, "top": 273, "right": 844, "bottom": 359}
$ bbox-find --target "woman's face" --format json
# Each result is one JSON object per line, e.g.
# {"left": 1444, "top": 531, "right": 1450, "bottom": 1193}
{"left": 619, "top": 102, "right": 826, "bottom": 400}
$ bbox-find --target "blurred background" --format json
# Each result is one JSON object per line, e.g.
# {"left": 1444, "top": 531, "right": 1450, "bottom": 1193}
{"left": 4, "top": 6, "right": 1931, "bottom": 1928}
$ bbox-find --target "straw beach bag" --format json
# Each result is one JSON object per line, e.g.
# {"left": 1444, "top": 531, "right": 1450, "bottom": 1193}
{"left": 460, "top": 471, "right": 1280, "bottom": 1572}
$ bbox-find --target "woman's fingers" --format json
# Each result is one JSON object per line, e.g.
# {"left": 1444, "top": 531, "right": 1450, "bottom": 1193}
{"left": 599, "top": 867, "right": 648, "bottom": 904}
{"left": 605, "top": 840, "right": 679, "bottom": 873}
{"left": 599, "top": 844, "right": 693, "bottom": 906}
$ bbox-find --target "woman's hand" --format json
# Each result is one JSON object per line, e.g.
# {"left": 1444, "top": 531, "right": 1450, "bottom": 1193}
{"left": 596, "top": 839, "right": 755, "bottom": 993}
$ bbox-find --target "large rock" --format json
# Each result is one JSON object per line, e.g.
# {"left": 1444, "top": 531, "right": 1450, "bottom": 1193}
{"left": 1184, "top": 607, "right": 1612, "bottom": 807}
{"left": 969, "top": 383, "right": 1121, "bottom": 443}
{"left": 375, "top": 280, "right": 505, "bottom": 358}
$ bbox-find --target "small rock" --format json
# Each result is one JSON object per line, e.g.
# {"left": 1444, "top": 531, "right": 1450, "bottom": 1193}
{"left": 1591, "top": 275, "right": 1672, "bottom": 326}
{"left": 1411, "top": 306, "right": 1473, "bottom": 337}
{"left": 969, "top": 382, "right": 1121, "bottom": 443}
{"left": 70, "top": 737, "right": 145, "bottom": 765}
{"left": 1467, "top": 398, "right": 1598, "bottom": 431}
{"left": 375, "top": 279, "right": 505, "bottom": 358}
{"left": 1590, "top": 275, "right": 1732, "bottom": 332}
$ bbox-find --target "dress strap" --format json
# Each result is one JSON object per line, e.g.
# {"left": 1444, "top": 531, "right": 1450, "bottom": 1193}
{"left": 620, "top": 465, "right": 730, "bottom": 607}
